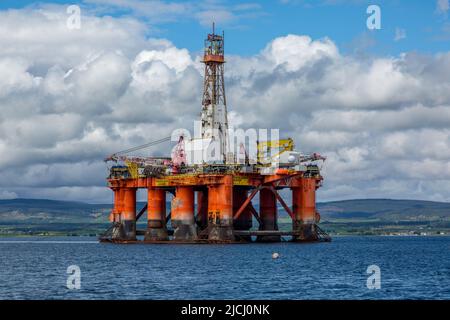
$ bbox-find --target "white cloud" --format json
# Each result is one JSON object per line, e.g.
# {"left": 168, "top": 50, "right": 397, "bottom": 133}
{"left": 437, "top": 0, "right": 450, "bottom": 15}
{"left": 1, "top": 5, "right": 450, "bottom": 203}
{"left": 0, "top": 190, "right": 18, "bottom": 200}
{"left": 262, "top": 35, "right": 339, "bottom": 72}
{"left": 0, "top": 58, "right": 39, "bottom": 97}
{"left": 0, "top": 7, "right": 147, "bottom": 69}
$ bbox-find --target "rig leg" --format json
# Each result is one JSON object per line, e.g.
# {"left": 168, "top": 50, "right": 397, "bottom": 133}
{"left": 108, "top": 188, "right": 117, "bottom": 223}
{"left": 109, "top": 187, "right": 120, "bottom": 224}
{"left": 172, "top": 187, "right": 197, "bottom": 241}
{"left": 257, "top": 187, "right": 281, "bottom": 242}
{"left": 233, "top": 188, "right": 252, "bottom": 242}
{"left": 121, "top": 187, "right": 137, "bottom": 241}
{"left": 208, "top": 175, "right": 234, "bottom": 242}
{"left": 111, "top": 188, "right": 125, "bottom": 240}
{"left": 145, "top": 188, "right": 169, "bottom": 241}
{"left": 292, "top": 178, "right": 319, "bottom": 242}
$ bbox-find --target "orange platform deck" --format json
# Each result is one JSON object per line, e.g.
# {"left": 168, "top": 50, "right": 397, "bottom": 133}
{"left": 100, "top": 170, "right": 330, "bottom": 243}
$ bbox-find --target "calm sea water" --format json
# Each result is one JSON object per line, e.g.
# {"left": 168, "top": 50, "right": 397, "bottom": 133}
{"left": 0, "top": 236, "right": 449, "bottom": 300}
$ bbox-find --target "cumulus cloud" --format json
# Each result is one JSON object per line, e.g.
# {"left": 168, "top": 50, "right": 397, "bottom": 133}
{"left": 1, "top": 5, "right": 450, "bottom": 203}
{"left": 222, "top": 35, "right": 450, "bottom": 202}
{"left": 0, "top": 190, "right": 18, "bottom": 200}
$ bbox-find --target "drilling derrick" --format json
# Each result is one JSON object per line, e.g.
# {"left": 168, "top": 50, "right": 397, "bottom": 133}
{"left": 201, "top": 24, "right": 229, "bottom": 163}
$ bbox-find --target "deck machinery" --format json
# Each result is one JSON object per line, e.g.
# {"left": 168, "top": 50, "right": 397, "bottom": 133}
{"left": 101, "top": 26, "right": 330, "bottom": 243}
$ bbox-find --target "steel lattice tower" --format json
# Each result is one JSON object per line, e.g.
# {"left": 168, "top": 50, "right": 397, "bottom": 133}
{"left": 200, "top": 23, "right": 229, "bottom": 163}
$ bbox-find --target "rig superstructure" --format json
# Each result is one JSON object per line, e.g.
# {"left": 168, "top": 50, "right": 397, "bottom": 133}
{"left": 100, "top": 26, "right": 330, "bottom": 243}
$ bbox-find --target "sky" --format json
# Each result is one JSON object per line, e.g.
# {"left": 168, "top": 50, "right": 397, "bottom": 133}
{"left": 0, "top": 0, "right": 450, "bottom": 203}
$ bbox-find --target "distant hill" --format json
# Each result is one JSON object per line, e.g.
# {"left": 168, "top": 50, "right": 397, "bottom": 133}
{"left": 1, "top": 198, "right": 449, "bottom": 236}
{"left": 0, "top": 198, "right": 108, "bottom": 223}
{"left": 317, "top": 199, "right": 450, "bottom": 221}
{"left": 1, "top": 198, "right": 449, "bottom": 224}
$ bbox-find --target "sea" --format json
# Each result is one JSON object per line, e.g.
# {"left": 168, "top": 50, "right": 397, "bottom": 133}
{"left": 0, "top": 236, "right": 449, "bottom": 300}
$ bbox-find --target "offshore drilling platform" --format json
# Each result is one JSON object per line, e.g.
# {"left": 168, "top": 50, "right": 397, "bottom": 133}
{"left": 100, "top": 26, "right": 330, "bottom": 244}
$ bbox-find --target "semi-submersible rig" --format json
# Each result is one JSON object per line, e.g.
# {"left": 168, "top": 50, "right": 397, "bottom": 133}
{"left": 101, "top": 27, "right": 330, "bottom": 243}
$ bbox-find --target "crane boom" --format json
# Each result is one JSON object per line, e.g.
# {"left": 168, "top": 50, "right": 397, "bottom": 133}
{"left": 105, "top": 136, "right": 171, "bottom": 162}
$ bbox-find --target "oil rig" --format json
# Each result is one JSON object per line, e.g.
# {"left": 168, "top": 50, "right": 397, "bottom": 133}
{"left": 100, "top": 26, "right": 330, "bottom": 243}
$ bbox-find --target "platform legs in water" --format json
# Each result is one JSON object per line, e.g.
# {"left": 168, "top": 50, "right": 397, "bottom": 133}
{"left": 101, "top": 175, "right": 329, "bottom": 243}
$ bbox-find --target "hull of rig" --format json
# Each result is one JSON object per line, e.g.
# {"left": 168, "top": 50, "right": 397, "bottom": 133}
{"left": 100, "top": 25, "right": 330, "bottom": 244}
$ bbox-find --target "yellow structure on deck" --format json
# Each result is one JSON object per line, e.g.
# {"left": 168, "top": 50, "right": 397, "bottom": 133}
{"left": 257, "top": 138, "right": 294, "bottom": 164}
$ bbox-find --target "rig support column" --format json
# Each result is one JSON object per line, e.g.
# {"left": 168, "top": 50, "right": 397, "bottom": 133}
{"left": 208, "top": 175, "right": 234, "bottom": 241}
{"left": 145, "top": 188, "right": 168, "bottom": 241}
{"left": 292, "top": 177, "right": 318, "bottom": 241}
{"left": 172, "top": 187, "right": 197, "bottom": 241}
{"left": 111, "top": 187, "right": 125, "bottom": 240}
{"left": 233, "top": 188, "right": 252, "bottom": 242}
{"left": 257, "top": 187, "right": 281, "bottom": 242}
{"left": 109, "top": 187, "right": 120, "bottom": 223}
{"left": 122, "top": 187, "right": 137, "bottom": 241}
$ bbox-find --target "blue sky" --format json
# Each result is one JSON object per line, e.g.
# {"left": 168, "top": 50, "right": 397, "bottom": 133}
{"left": 1, "top": 0, "right": 449, "bottom": 56}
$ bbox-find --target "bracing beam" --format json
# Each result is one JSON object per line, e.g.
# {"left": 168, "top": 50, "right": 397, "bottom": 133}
{"left": 233, "top": 186, "right": 261, "bottom": 220}
{"left": 268, "top": 186, "right": 295, "bottom": 220}
{"left": 136, "top": 204, "right": 148, "bottom": 221}
{"left": 248, "top": 203, "right": 263, "bottom": 226}
{"left": 233, "top": 184, "right": 295, "bottom": 221}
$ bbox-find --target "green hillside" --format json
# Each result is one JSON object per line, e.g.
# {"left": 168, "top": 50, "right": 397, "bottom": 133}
{"left": 0, "top": 198, "right": 449, "bottom": 236}
{"left": 317, "top": 199, "right": 450, "bottom": 221}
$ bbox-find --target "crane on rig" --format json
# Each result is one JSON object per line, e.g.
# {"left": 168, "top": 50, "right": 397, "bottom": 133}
{"left": 257, "top": 138, "right": 294, "bottom": 164}
{"left": 105, "top": 136, "right": 173, "bottom": 179}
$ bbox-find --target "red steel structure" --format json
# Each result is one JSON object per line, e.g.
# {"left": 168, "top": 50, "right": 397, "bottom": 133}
{"left": 101, "top": 26, "right": 330, "bottom": 244}
{"left": 104, "top": 173, "right": 328, "bottom": 243}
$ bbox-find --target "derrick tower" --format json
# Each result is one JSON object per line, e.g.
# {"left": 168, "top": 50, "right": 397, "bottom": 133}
{"left": 200, "top": 23, "right": 229, "bottom": 163}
